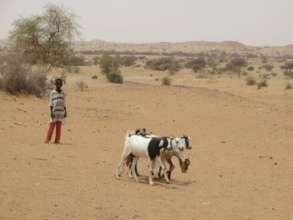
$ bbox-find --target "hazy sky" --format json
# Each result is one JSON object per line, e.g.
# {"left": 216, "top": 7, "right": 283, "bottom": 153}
{"left": 0, "top": 0, "right": 292, "bottom": 46}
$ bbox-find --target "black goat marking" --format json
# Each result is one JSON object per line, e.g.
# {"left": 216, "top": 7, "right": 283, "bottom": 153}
{"left": 147, "top": 137, "right": 168, "bottom": 160}
{"left": 183, "top": 135, "right": 190, "bottom": 149}
{"left": 126, "top": 154, "right": 140, "bottom": 176}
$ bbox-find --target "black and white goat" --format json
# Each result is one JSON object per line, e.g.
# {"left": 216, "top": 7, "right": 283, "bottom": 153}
{"left": 116, "top": 131, "right": 187, "bottom": 185}
{"left": 127, "top": 131, "right": 192, "bottom": 180}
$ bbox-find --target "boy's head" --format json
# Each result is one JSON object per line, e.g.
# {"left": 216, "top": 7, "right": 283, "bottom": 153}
{"left": 54, "top": 78, "right": 63, "bottom": 90}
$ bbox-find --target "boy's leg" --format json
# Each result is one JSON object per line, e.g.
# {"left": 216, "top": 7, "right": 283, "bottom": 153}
{"left": 45, "top": 122, "right": 56, "bottom": 143}
{"left": 54, "top": 121, "right": 62, "bottom": 144}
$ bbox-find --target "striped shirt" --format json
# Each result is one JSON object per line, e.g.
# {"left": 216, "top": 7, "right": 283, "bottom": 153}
{"left": 49, "top": 89, "right": 66, "bottom": 122}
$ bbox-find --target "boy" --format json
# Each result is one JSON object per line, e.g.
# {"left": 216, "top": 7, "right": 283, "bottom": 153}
{"left": 45, "top": 78, "right": 67, "bottom": 144}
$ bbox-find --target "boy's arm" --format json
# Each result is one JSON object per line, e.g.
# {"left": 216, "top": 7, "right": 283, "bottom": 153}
{"left": 49, "top": 91, "right": 54, "bottom": 119}
{"left": 64, "top": 106, "right": 67, "bottom": 118}
{"left": 50, "top": 106, "right": 54, "bottom": 119}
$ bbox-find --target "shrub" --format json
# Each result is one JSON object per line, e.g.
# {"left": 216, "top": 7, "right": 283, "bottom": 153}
{"left": 271, "top": 72, "right": 277, "bottom": 77}
{"left": 91, "top": 75, "right": 98, "bottom": 79}
{"left": 284, "top": 70, "right": 293, "bottom": 78}
{"left": 75, "top": 80, "right": 88, "bottom": 91}
{"left": 185, "top": 58, "right": 206, "bottom": 73}
{"left": 99, "top": 54, "right": 120, "bottom": 75}
{"left": 247, "top": 66, "right": 255, "bottom": 71}
{"left": 281, "top": 61, "right": 293, "bottom": 71}
{"left": 226, "top": 57, "right": 247, "bottom": 72}
{"left": 257, "top": 80, "right": 268, "bottom": 89}
{"left": 161, "top": 76, "right": 171, "bottom": 86}
{"left": 246, "top": 76, "right": 256, "bottom": 86}
{"left": 0, "top": 53, "right": 47, "bottom": 97}
{"left": 106, "top": 71, "right": 123, "bottom": 84}
{"left": 145, "top": 57, "right": 181, "bottom": 73}
{"left": 285, "top": 82, "right": 292, "bottom": 90}
{"left": 262, "top": 64, "right": 274, "bottom": 71}
{"left": 119, "top": 55, "right": 136, "bottom": 67}
{"left": 65, "top": 54, "right": 87, "bottom": 66}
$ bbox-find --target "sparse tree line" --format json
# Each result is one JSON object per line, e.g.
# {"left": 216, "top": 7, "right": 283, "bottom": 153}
{"left": 1, "top": 3, "right": 293, "bottom": 96}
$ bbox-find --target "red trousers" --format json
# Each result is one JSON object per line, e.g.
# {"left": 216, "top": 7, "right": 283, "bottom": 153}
{"left": 46, "top": 121, "right": 62, "bottom": 143}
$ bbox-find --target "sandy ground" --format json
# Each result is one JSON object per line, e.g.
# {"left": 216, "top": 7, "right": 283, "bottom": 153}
{"left": 1, "top": 68, "right": 293, "bottom": 220}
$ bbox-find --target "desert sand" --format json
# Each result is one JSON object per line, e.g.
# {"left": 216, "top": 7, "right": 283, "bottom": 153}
{"left": 1, "top": 67, "right": 293, "bottom": 220}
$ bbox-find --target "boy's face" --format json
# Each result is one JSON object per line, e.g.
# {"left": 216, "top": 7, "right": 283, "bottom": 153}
{"left": 55, "top": 80, "right": 63, "bottom": 90}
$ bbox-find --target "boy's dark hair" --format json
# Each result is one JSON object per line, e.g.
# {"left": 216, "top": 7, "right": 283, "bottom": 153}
{"left": 54, "top": 78, "right": 63, "bottom": 86}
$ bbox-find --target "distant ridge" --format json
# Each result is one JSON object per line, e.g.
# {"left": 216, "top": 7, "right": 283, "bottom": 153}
{"left": 74, "top": 39, "right": 293, "bottom": 56}
{"left": 1, "top": 38, "right": 293, "bottom": 56}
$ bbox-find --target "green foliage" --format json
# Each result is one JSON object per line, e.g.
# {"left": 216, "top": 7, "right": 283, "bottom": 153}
{"left": 99, "top": 54, "right": 124, "bottom": 83}
{"left": 106, "top": 71, "right": 124, "bottom": 84}
{"left": 99, "top": 54, "right": 120, "bottom": 75}
{"left": 9, "top": 4, "right": 79, "bottom": 68}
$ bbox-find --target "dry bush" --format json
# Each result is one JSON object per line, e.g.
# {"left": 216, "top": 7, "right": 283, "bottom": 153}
{"left": 145, "top": 57, "right": 182, "bottom": 73}
{"left": 262, "top": 64, "right": 274, "bottom": 71}
{"left": 91, "top": 75, "right": 98, "bottom": 79}
{"left": 0, "top": 53, "right": 47, "bottom": 97}
{"left": 257, "top": 80, "right": 268, "bottom": 89}
{"left": 75, "top": 80, "right": 88, "bottom": 91}
{"left": 185, "top": 58, "right": 206, "bottom": 73}
{"left": 99, "top": 54, "right": 120, "bottom": 75}
{"left": 271, "top": 72, "right": 277, "bottom": 77}
{"left": 247, "top": 66, "right": 255, "bottom": 71}
{"left": 118, "top": 55, "right": 137, "bottom": 67}
{"left": 161, "top": 76, "right": 172, "bottom": 86}
{"left": 226, "top": 57, "right": 247, "bottom": 72}
{"left": 285, "top": 82, "right": 292, "bottom": 90}
{"left": 284, "top": 70, "right": 293, "bottom": 78}
{"left": 281, "top": 61, "right": 293, "bottom": 71}
{"left": 246, "top": 76, "right": 256, "bottom": 86}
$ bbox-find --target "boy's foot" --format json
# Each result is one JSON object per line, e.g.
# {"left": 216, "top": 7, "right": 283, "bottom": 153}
{"left": 45, "top": 140, "right": 50, "bottom": 144}
{"left": 54, "top": 141, "right": 60, "bottom": 144}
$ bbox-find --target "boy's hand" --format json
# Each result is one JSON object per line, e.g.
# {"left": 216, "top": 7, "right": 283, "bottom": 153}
{"left": 50, "top": 112, "right": 54, "bottom": 119}
{"left": 64, "top": 111, "right": 67, "bottom": 118}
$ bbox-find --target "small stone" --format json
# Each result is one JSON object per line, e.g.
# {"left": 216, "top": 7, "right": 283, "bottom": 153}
{"left": 14, "top": 122, "right": 23, "bottom": 126}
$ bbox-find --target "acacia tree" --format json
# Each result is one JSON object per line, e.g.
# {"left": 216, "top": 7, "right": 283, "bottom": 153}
{"left": 9, "top": 4, "right": 79, "bottom": 70}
